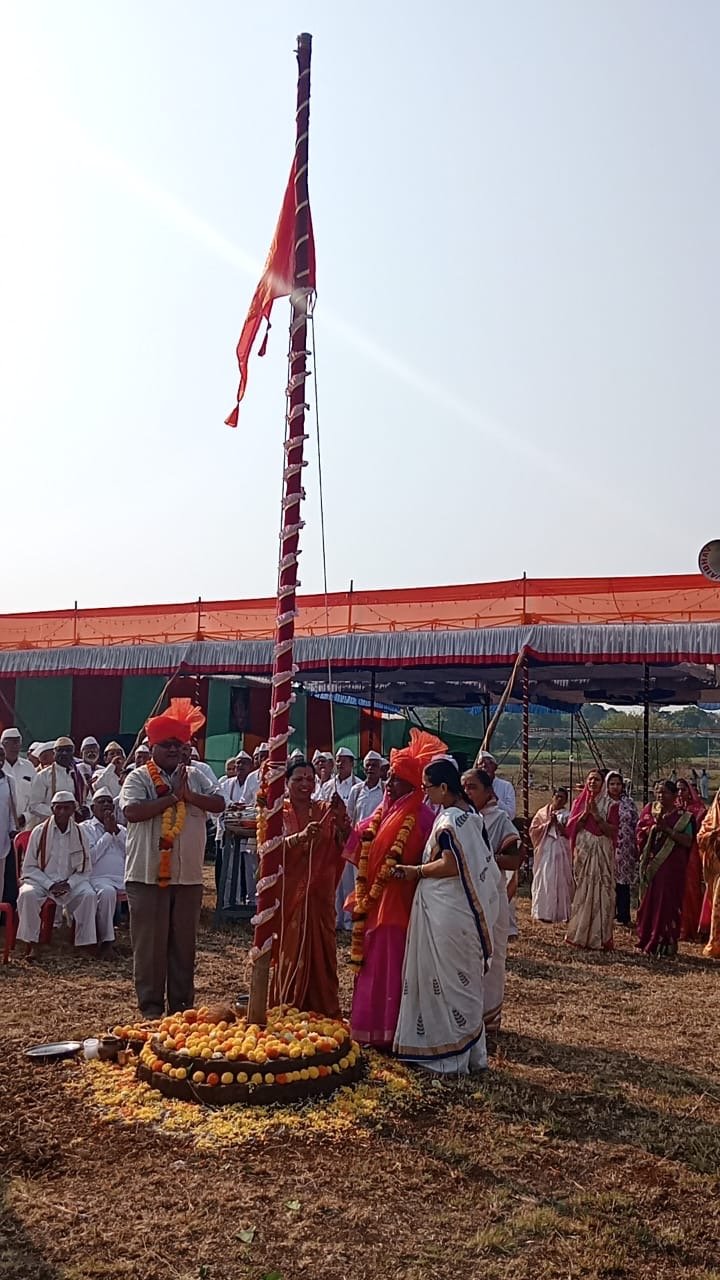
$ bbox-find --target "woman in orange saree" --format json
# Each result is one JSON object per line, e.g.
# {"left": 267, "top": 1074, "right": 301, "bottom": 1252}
{"left": 697, "top": 789, "right": 720, "bottom": 959}
{"left": 269, "top": 760, "right": 350, "bottom": 1018}
{"left": 343, "top": 729, "right": 446, "bottom": 1048}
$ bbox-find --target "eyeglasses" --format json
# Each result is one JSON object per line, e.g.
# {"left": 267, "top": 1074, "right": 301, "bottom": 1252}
{"left": 421, "top": 780, "right": 439, "bottom": 791}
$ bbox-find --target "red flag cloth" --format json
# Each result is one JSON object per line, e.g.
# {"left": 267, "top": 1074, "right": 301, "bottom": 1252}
{"left": 225, "top": 160, "right": 316, "bottom": 427}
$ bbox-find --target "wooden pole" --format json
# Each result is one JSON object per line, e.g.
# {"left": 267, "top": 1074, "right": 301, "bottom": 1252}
{"left": 248, "top": 32, "right": 313, "bottom": 1026}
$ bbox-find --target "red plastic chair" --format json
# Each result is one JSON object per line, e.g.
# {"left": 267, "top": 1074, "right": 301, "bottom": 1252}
{"left": 1, "top": 902, "right": 15, "bottom": 964}
{"left": 39, "top": 899, "right": 56, "bottom": 943}
{"left": 1, "top": 835, "right": 25, "bottom": 962}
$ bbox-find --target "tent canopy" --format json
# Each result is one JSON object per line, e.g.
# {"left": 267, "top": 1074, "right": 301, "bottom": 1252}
{"left": 3, "top": 573, "right": 720, "bottom": 649}
{"left": 2, "top": 573, "right": 720, "bottom": 710}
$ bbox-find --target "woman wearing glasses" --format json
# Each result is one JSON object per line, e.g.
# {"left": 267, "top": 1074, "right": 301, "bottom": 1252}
{"left": 391, "top": 758, "right": 503, "bottom": 1074}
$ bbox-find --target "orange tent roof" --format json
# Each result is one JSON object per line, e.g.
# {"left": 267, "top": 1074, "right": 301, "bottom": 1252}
{"left": 1, "top": 574, "right": 718, "bottom": 651}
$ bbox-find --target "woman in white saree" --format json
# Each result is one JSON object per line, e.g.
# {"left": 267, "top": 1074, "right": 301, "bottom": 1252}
{"left": 392, "top": 759, "right": 503, "bottom": 1075}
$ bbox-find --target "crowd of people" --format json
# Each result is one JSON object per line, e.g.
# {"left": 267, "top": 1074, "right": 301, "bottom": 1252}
{"left": 528, "top": 767, "right": 720, "bottom": 960}
{"left": 2, "top": 712, "right": 720, "bottom": 1076}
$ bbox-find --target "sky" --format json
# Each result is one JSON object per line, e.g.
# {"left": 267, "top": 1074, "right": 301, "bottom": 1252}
{"left": 1, "top": 0, "right": 719, "bottom": 612}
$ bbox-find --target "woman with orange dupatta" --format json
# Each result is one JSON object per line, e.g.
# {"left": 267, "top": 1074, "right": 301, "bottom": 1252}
{"left": 697, "top": 789, "right": 720, "bottom": 959}
{"left": 269, "top": 759, "right": 350, "bottom": 1018}
{"left": 343, "top": 729, "right": 446, "bottom": 1048}
{"left": 676, "top": 777, "right": 706, "bottom": 942}
{"left": 565, "top": 769, "right": 619, "bottom": 951}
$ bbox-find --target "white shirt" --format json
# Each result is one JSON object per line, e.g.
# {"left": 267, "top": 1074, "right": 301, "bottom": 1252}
{"left": 2, "top": 756, "right": 34, "bottom": 821}
{"left": 191, "top": 759, "right": 218, "bottom": 786}
{"left": 28, "top": 764, "right": 78, "bottom": 829}
{"left": 320, "top": 773, "right": 359, "bottom": 805}
{"left": 81, "top": 817, "right": 127, "bottom": 888}
{"left": 0, "top": 772, "right": 18, "bottom": 865}
{"left": 21, "top": 819, "right": 90, "bottom": 891}
{"left": 92, "top": 762, "right": 122, "bottom": 799}
{"left": 241, "top": 768, "right": 262, "bottom": 806}
{"left": 120, "top": 764, "right": 220, "bottom": 886}
{"left": 481, "top": 800, "right": 520, "bottom": 887}
{"left": 217, "top": 775, "right": 247, "bottom": 836}
{"left": 492, "top": 776, "right": 517, "bottom": 819}
{"left": 347, "top": 780, "right": 384, "bottom": 826}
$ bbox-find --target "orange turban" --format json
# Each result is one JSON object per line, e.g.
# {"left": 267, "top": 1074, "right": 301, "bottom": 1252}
{"left": 145, "top": 698, "right": 206, "bottom": 747}
{"left": 389, "top": 728, "right": 448, "bottom": 789}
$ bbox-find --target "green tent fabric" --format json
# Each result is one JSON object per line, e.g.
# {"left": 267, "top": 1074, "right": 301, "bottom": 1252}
{"left": 15, "top": 676, "right": 73, "bottom": 742}
{"left": 120, "top": 677, "right": 167, "bottom": 737}
{"left": 333, "top": 702, "right": 360, "bottom": 759}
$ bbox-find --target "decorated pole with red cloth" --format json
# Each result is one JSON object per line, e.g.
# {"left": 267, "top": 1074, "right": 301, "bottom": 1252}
{"left": 248, "top": 33, "right": 314, "bottom": 1025}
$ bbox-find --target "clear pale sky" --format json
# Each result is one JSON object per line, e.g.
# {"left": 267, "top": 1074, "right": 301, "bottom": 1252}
{"left": 1, "top": 1, "right": 718, "bottom": 612}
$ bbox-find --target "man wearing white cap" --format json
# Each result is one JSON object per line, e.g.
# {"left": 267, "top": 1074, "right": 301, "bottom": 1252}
{"left": 0, "top": 743, "right": 19, "bottom": 907}
{"left": 28, "top": 738, "right": 85, "bottom": 829}
{"left": 91, "top": 742, "right": 126, "bottom": 799}
{"left": 321, "top": 747, "right": 359, "bottom": 805}
{"left": 241, "top": 743, "right": 269, "bottom": 806}
{"left": 77, "top": 736, "right": 101, "bottom": 795}
{"left": 215, "top": 752, "right": 253, "bottom": 894}
{"left": 0, "top": 727, "right": 34, "bottom": 824}
{"left": 16, "top": 792, "right": 104, "bottom": 957}
{"left": 476, "top": 751, "right": 517, "bottom": 819}
{"left": 347, "top": 752, "right": 384, "bottom": 826}
{"left": 217, "top": 752, "right": 259, "bottom": 909}
{"left": 311, "top": 751, "right": 334, "bottom": 800}
{"left": 81, "top": 789, "right": 127, "bottom": 948}
{"left": 321, "top": 748, "right": 359, "bottom": 929}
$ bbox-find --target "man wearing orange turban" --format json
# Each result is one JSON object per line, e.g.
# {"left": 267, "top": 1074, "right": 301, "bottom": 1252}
{"left": 343, "top": 729, "right": 447, "bottom": 1047}
{"left": 120, "top": 699, "right": 225, "bottom": 1016}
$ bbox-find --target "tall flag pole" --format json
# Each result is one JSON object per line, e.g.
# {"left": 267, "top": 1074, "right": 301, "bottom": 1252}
{"left": 248, "top": 33, "right": 314, "bottom": 1024}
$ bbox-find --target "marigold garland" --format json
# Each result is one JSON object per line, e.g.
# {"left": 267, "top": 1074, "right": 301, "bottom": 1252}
{"left": 147, "top": 759, "right": 186, "bottom": 888}
{"left": 350, "top": 811, "right": 416, "bottom": 971}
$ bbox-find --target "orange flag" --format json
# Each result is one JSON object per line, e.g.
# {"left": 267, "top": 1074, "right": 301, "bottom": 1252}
{"left": 225, "top": 160, "right": 316, "bottom": 427}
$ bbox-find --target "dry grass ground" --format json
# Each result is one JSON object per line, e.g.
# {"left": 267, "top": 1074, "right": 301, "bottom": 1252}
{"left": 2, "top": 877, "right": 720, "bottom": 1280}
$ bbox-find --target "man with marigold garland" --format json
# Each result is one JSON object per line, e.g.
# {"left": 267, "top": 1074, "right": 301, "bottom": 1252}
{"left": 343, "top": 729, "right": 447, "bottom": 1048}
{"left": 120, "top": 699, "right": 224, "bottom": 1017}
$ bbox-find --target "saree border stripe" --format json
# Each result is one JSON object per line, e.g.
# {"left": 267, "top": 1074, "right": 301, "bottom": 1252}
{"left": 394, "top": 1024, "right": 486, "bottom": 1061}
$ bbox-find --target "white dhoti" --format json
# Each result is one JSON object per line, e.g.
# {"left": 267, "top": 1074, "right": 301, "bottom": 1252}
{"left": 90, "top": 877, "right": 119, "bottom": 942}
{"left": 335, "top": 860, "right": 356, "bottom": 930}
{"left": 484, "top": 889, "right": 509, "bottom": 1034}
{"left": 508, "top": 896, "right": 519, "bottom": 939}
{"left": 17, "top": 880, "right": 99, "bottom": 946}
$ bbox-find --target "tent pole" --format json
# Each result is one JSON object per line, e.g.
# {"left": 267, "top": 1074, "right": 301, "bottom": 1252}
{"left": 369, "top": 671, "right": 376, "bottom": 749}
{"left": 522, "top": 653, "right": 530, "bottom": 848}
{"left": 569, "top": 713, "right": 574, "bottom": 797}
{"left": 643, "top": 665, "right": 650, "bottom": 804}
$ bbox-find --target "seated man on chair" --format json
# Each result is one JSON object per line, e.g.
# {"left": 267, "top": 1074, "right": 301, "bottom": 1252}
{"left": 82, "top": 787, "right": 128, "bottom": 954}
{"left": 16, "top": 791, "right": 110, "bottom": 959}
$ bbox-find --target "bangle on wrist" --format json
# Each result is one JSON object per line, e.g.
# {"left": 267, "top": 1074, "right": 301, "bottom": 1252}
{"left": 418, "top": 865, "right": 424, "bottom": 878}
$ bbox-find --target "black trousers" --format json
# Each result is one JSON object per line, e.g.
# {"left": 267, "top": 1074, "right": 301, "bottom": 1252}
{"left": 2, "top": 848, "right": 18, "bottom": 909}
{"left": 615, "top": 883, "right": 631, "bottom": 925}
